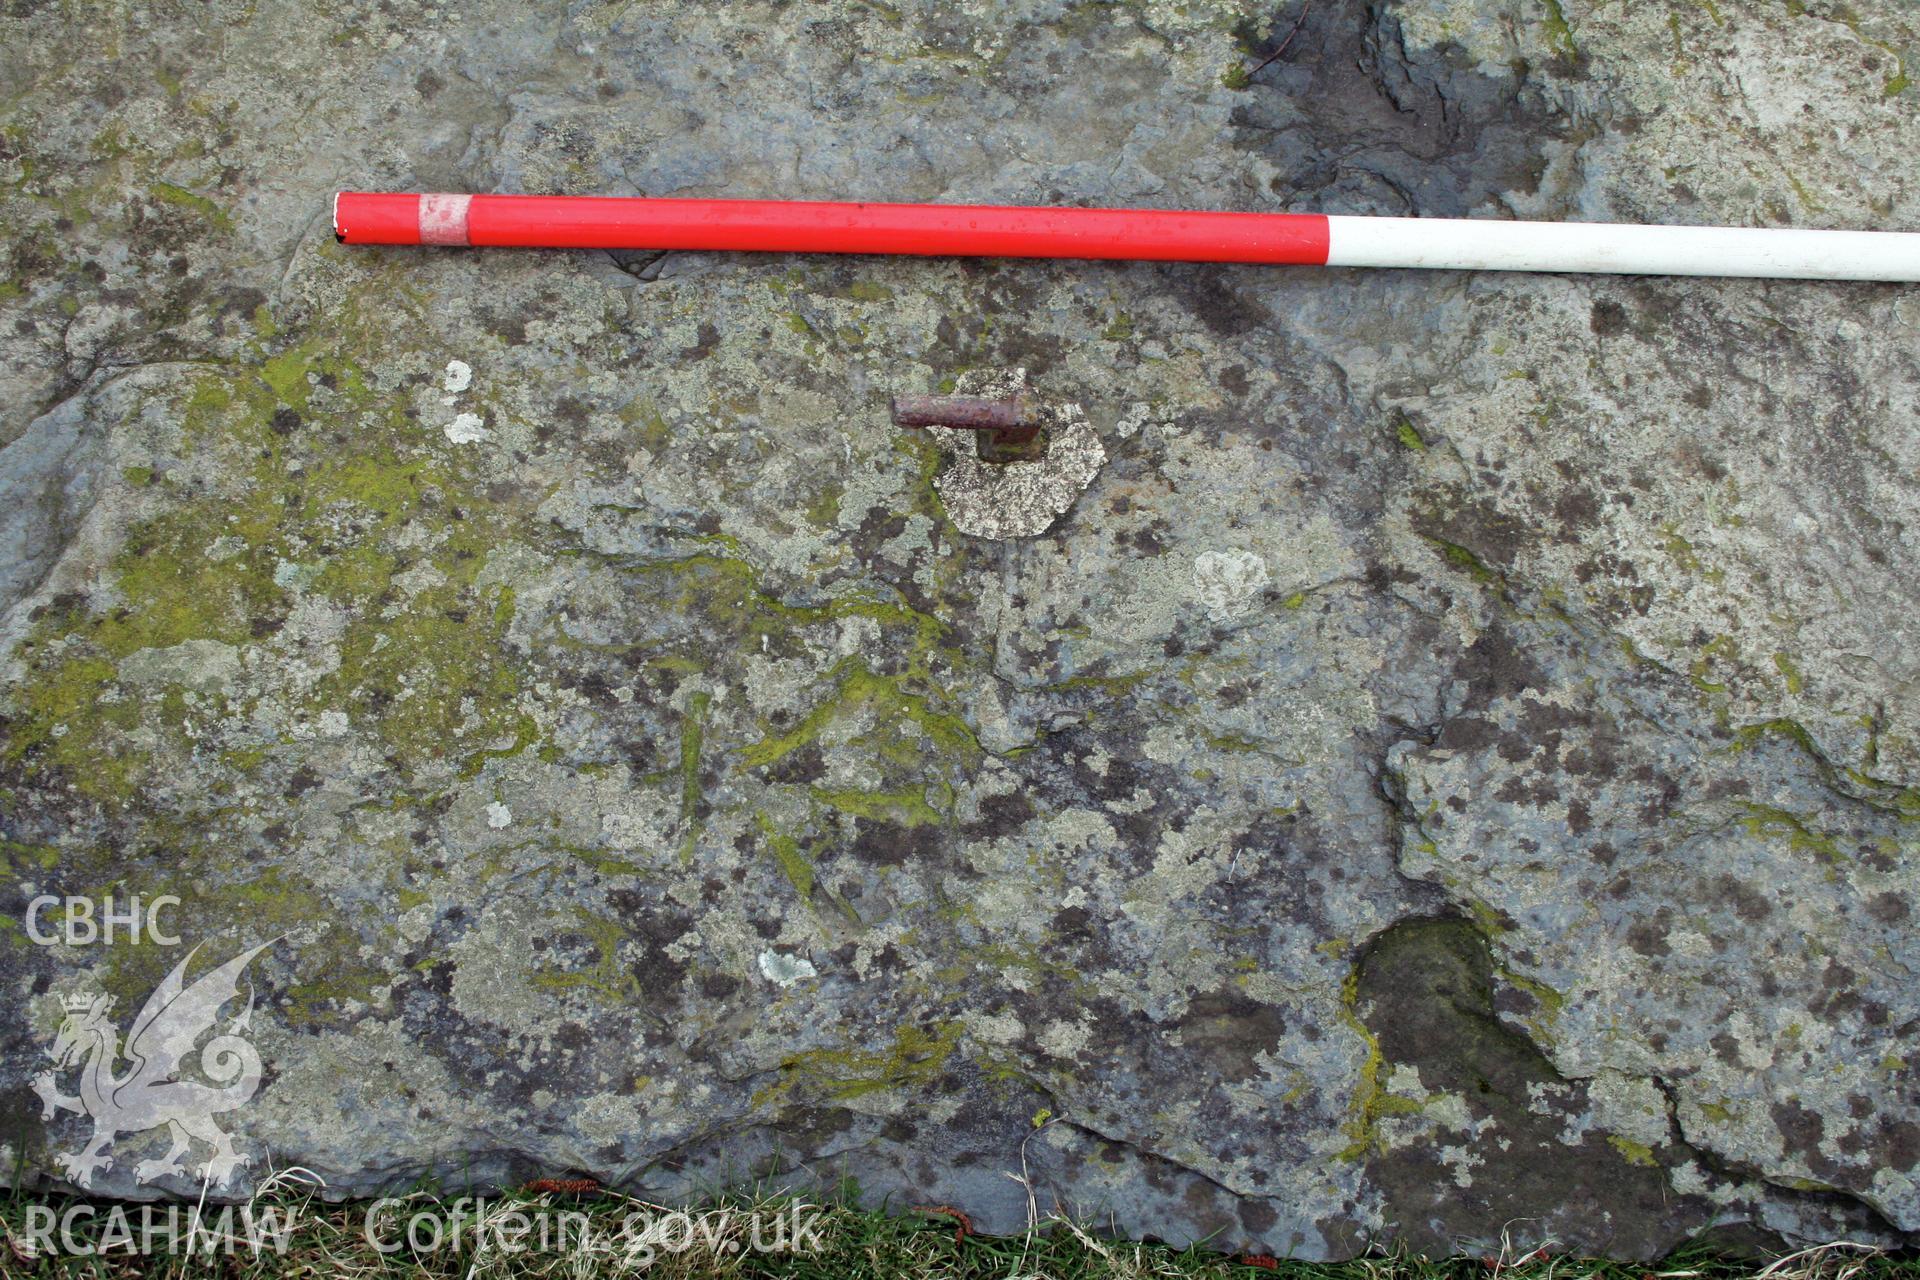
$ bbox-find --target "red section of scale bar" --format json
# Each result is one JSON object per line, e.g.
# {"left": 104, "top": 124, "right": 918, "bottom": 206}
{"left": 333, "top": 192, "right": 1333, "bottom": 265}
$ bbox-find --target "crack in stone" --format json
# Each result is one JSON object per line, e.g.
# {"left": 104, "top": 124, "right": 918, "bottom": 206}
{"left": 1646, "top": 1075, "right": 1910, "bottom": 1243}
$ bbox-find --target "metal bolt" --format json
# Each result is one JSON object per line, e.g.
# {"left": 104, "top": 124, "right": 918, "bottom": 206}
{"left": 890, "top": 393, "right": 1050, "bottom": 464}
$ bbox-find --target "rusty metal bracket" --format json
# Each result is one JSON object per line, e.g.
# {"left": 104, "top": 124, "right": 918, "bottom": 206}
{"left": 890, "top": 393, "right": 1050, "bottom": 463}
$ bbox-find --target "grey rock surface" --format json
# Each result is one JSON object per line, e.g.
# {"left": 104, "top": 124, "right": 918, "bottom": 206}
{"left": 2, "top": 0, "right": 1918, "bottom": 1261}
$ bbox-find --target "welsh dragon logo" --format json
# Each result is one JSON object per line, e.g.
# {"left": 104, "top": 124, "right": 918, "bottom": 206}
{"left": 32, "top": 941, "right": 275, "bottom": 1188}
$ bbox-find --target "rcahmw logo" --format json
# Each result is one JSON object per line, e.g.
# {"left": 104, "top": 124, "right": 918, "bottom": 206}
{"left": 18, "top": 1202, "right": 297, "bottom": 1258}
{"left": 33, "top": 940, "right": 278, "bottom": 1188}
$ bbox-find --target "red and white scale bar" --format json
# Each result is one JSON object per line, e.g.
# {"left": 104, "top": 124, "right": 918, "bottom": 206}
{"left": 335, "top": 192, "right": 1920, "bottom": 281}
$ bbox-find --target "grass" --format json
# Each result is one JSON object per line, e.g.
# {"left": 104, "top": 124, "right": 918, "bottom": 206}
{"left": 0, "top": 1173, "right": 1916, "bottom": 1278}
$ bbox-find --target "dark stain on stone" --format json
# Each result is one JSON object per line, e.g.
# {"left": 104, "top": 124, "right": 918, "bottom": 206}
{"left": 1436, "top": 716, "right": 1497, "bottom": 752}
{"left": 1626, "top": 910, "right": 1673, "bottom": 957}
{"left": 762, "top": 742, "right": 827, "bottom": 786}
{"left": 1356, "top": 916, "right": 1703, "bottom": 1258}
{"left": 1553, "top": 486, "right": 1601, "bottom": 537}
{"left": 1884, "top": 1120, "right": 1920, "bottom": 1171}
{"left": 1164, "top": 264, "right": 1273, "bottom": 338}
{"left": 1714, "top": 874, "right": 1774, "bottom": 923}
{"left": 963, "top": 790, "right": 1035, "bottom": 838}
{"left": 1771, "top": 1097, "right": 1842, "bottom": 1183}
{"left": 1590, "top": 299, "right": 1630, "bottom": 337}
{"left": 1566, "top": 796, "right": 1592, "bottom": 835}
{"left": 846, "top": 816, "right": 942, "bottom": 866}
{"left": 0, "top": 1074, "right": 48, "bottom": 1180}
{"left": 1051, "top": 906, "right": 1093, "bottom": 938}
{"left": 1174, "top": 988, "right": 1288, "bottom": 1081}
{"left": 1865, "top": 891, "right": 1910, "bottom": 924}
{"left": 682, "top": 322, "right": 721, "bottom": 361}
{"left": 1451, "top": 624, "right": 1547, "bottom": 714}
{"left": 1231, "top": 3, "right": 1582, "bottom": 220}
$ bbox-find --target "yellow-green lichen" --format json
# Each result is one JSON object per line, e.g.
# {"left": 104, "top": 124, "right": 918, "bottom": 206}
{"left": 754, "top": 814, "right": 860, "bottom": 925}
{"left": 811, "top": 783, "right": 947, "bottom": 827}
{"left": 1542, "top": 0, "right": 1577, "bottom": 59}
{"left": 529, "top": 908, "right": 640, "bottom": 1003}
{"left": 4, "top": 289, "right": 545, "bottom": 796}
{"left": 1494, "top": 964, "right": 1567, "bottom": 1047}
{"left": 1334, "top": 968, "right": 1422, "bottom": 1161}
{"left": 83, "top": 864, "right": 386, "bottom": 1029}
{"left": 770, "top": 1020, "right": 964, "bottom": 1102}
{"left": 1607, "top": 1135, "right": 1661, "bottom": 1167}
{"left": 1420, "top": 535, "right": 1499, "bottom": 586}
{"left": 756, "top": 814, "right": 816, "bottom": 899}
{"left": 147, "top": 182, "right": 232, "bottom": 232}
{"left": 742, "top": 661, "right": 978, "bottom": 771}
{"left": 1736, "top": 803, "right": 1845, "bottom": 865}
{"left": 678, "top": 691, "right": 712, "bottom": 856}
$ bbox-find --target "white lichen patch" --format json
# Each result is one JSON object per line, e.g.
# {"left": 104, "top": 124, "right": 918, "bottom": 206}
{"left": 1039, "top": 1017, "right": 1093, "bottom": 1058}
{"left": 1190, "top": 548, "right": 1271, "bottom": 621}
{"left": 117, "top": 638, "right": 241, "bottom": 693}
{"left": 447, "top": 900, "right": 572, "bottom": 1035}
{"left": 1664, "top": 926, "right": 1716, "bottom": 959}
{"left": 1439, "top": 1142, "right": 1483, "bottom": 1188}
{"left": 397, "top": 901, "right": 436, "bottom": 945}
{"left": 966, "top": 1009, "right": 1025, "bottom": 1045}
{"left": 1115, "top": 400, "right": 1177, "bottom": 439}
{"left": 443, "top": 359, "right": 473, "bottom": 394}
{"left": 1385, "top": 1064, "right": 1427, "bottom": 1098}
{"left": 758, "top": 949, "right": 817, "bottom": 987}
{"left": 445, "top": 412, "right": 490, "bottom": 444}
{"left": 272, "top": 558, "right": 318, "bottom": 591}
{"left": 600, "top": 794, "right": 680, "bottom": 853}
{"left": 485, "top": 801, "right": 513, "bottom": 829}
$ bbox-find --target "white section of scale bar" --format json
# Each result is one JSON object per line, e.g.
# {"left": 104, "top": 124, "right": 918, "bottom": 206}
{"left": 1324, "top": 215, "right": 1920, "bottom": 281}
